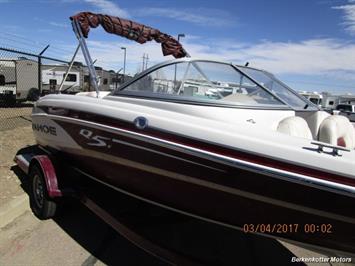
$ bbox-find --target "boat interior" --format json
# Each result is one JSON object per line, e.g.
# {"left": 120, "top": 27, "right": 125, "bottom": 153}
{"left": 109, "top": 96, "right": 355, "bottom": 149}
{"left": 79, "top": 59, "right": 355, "bottom": 150}
{"left": 78, "top": 58, "right": 355, "bottom": 150}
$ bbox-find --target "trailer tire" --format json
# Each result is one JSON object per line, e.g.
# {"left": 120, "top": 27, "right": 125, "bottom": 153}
{"left": 27, "top": 88, "right": 40, "bottom": 102}
{"left": 29, "top": 164, "right": 57, "bottom": 219}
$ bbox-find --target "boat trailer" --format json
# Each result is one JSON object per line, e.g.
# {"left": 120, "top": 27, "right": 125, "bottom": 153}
{"left": 14, "top": 145, "right": 202, "bottom": 266}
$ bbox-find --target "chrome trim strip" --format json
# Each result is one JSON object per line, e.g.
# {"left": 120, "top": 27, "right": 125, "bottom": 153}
{"left": 32, "top": 113, "right": 355, "bottom": 197}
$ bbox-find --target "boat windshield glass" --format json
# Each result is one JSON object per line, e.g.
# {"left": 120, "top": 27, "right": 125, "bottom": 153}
{"left": 116, "top": 61, "right": 289, "bottom": 108}
{"left": 238, "top": 66, "right": 316, "bottom": 110}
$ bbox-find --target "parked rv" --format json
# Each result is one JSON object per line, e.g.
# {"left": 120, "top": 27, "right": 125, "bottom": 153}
{"left": 322, "top": 95, "right": 340, "bottom": 110}
{"left": 41, "top": 64, "right": 82, "bottom": 94}
{"left": 95, "top": 66, "right": 112, "bottom": 91}
{"left": 298, "top": 91, "right": 323, "bottom": 107}
{"left": 0, "top": 58, "right": 119, "bottom": 104}
{"left": 0, "top": 58, "right": 39, "bottom": 104}
{"left": 82, "top": 66, "right": 113, "bottom": 91}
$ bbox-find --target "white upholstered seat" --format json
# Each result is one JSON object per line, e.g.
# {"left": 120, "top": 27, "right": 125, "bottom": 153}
{"left": 318, "top": 115, "right": 355, "bottom": 149}
{"left": 277, "top": 116, "right": 313, "bottom": 140}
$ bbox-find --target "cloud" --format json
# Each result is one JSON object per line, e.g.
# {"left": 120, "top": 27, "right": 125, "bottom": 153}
{"left": 187, "top": 38, "right": 355, "bottom": 81}
{"left": 63, "top": 37, "right": 355, "bottom": 89}
{"left": 76, "top": 40, "right": 167, "bottom": 72}
{"left": 0, "top": 24, "right": 20, "bottom": 31}
{"left": 49, "top": 22, "right": 68, "bottom": 28}
{"left": 34, "top": 17, "right": 69, "bottom": 28}
{"left": 83, "top": 0, "right": 130, "bottom": 17}
{"left": 37, "top": 28, "right": 53, "bottom": 33}
{"left": 134, "top": 7, "right": 234, "bottom": 27}
{"left": 332, "top": 2, "right": 355, "bottom": 35}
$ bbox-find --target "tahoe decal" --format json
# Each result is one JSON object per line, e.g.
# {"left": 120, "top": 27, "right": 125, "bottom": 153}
{"left": 32, "top": 123, "right": 57, "bottom": 136}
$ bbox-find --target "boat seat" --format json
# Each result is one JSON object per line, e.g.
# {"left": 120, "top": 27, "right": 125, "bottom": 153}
{"left": 318, "top": 115, "right": 355, "bottom": 149}
{"left": 277, "top": 116, "right": 313, "bottom": 139}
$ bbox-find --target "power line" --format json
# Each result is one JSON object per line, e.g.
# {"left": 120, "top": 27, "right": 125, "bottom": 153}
{"left": 0, "top": 30, "right": 76, "bottom": 55}
{"left": 0, "top": 36, "right": 43, "bottom": 50}
{"left": 0, "top": 30, "right": 45, "bottom": 45}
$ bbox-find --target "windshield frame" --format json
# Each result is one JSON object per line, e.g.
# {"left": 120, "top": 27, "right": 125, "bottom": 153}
{"left": 112, "top": 58, "right": 316, "bottom": 111}
{"left": 235, "top": 65, "right": 319, "bottom": 111}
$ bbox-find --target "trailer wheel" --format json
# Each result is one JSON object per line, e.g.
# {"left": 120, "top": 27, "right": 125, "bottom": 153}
{"left": 29, "top": 165, "right": 57, "bottom": 219}
{"left": 27, "top": 88, "right": 40, "bottom": 102}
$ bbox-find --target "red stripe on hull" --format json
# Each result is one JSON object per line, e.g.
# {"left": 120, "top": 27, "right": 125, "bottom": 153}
{"left": 48, "top": 108, "right": 355, "bottom": 188}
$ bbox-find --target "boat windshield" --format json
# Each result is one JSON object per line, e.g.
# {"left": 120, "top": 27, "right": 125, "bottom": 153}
{"left": 238, "top": 66, "right": 317, "bottom": 110}
{"left": 115, "top": 60, "right": 306, "bottom": 109}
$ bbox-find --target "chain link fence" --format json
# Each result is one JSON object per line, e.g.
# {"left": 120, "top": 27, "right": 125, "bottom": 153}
{"left": 0, "top": 46, "right": 127, "bottom": 132}
{"left": 0, "top": 47, "right": 70, "bottom": 131}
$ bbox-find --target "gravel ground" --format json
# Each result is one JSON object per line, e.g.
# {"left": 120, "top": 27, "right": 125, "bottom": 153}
{"left": 0, "top": 105, "right": 32, "bottom": 131}
{"left": 0, "top": 106, "right": 34, "bottom": 207}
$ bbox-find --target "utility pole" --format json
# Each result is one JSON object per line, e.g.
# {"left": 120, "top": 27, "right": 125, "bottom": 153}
{"left": 121, "top": 47, "right": 126, "bottom": 83}
{"left": 145, "top": 54, "right": 149, "bottom": 70}
{"left": 142, "top": 53, "right": 146, "bottom": 72}
{"left": 142, "top": 53, "right": 149, "bottom": 71}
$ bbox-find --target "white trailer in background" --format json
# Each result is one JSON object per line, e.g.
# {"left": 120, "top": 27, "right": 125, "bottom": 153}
{"left": 298, "top": 91, "right": 323, "bottom": 107}
{"left": 82, "top": 66, "right": 113, "bottom": 91}
{"left": 298, "top": 91, "right": 355, "bottom": 111}
{"left": 321, "top": 94, "right": 355, "bottom": 111}
{"left": 42, "top": 65, "right": 113, "bottom": 94}
{"left": 41, "top": 65, "right": 82, "bottom": 94}
{"left": 321, "top": 95, "right": 340, "bottom": 110}
{"left": 0, "top": 58, "right": 119, "bottom": 104}
{"left": 0, "top": 58, "right": 39, "bottom": 104}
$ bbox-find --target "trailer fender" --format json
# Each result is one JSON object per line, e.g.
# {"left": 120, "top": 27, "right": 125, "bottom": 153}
{"left": 29, "top": 155, "right": 62, "bottom": 198}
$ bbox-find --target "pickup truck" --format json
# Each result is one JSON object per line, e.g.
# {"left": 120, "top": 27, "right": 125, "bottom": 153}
{"left": 336, "top": 104, "right": 355, "bottom": 122}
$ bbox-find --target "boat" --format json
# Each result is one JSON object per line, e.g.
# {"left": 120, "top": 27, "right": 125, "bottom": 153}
{"left": 31, "top": 12, "right": 355, "bottom": 257}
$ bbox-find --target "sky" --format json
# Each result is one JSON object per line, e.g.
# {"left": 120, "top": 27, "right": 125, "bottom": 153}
{"left": 0, "top": 0, "right": 355, "bottom": 94}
